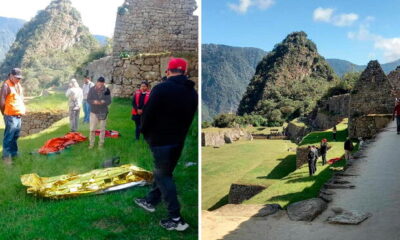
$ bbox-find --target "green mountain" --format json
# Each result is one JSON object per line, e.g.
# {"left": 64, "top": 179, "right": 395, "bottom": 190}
{"left": 326, "top": 58, "right": 400, "bottom": 76}
{"left": 202, "top": 44, "right": 266, "bottom": 121}
{"left": 0, "top": 0, "right": 99, "bottom": 95}
{"left": 0, "top": 17, "right": 26, "bottom": 63}
{"left": 238, "top": 31, "right": 338, "bottom": 124}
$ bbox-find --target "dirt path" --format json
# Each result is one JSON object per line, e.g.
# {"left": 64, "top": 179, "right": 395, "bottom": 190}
{"left": 202, "top": 121, "right": 400, "bottom": 240}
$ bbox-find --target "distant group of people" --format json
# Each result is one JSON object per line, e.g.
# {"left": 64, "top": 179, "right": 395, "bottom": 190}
{"left": 1, "top": 57, "right": 198, "bottom": 232}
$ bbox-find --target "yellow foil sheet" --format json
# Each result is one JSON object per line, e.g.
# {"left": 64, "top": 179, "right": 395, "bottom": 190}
{"left": 21, "top": 164, "right": 153, "bottom": 199}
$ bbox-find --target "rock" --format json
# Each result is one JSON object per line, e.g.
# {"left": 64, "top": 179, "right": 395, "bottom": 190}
{"left": 319, "top": 193, "right": 333, "bottom": 202}
{"left": 320, "top": 189, "right": 335, "bottom": 195}
{"left": 224, "top": 135, "right": 233, "bottom": 144}
{"left": 287, "top": 198, "right": 327, "bottom": 221}
{"left": 331, "top": 207, "right": 344, "bottom": 214}
{"left": 328, "top": 210, "right": 371, "bottom": 225}
{"left": 228, "top": 184, "right": 266, "bottom": 204}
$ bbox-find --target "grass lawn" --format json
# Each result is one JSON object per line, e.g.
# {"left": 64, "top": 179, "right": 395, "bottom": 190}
{"left": 202, "top": 119, "right": 352, "bottom": 210}
{"left": 202, "top": 139, "right": 297, "bottom": 210}
{"left": 25, "top": 92, "right": 68, "bottom": 113}
{"left": 0, "top": 98, "right": 198, "bottom": 240}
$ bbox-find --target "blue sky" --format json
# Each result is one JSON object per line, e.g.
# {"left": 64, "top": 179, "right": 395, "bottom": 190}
{"left": 202, "top": 0, "right": 400, "bottom": 65}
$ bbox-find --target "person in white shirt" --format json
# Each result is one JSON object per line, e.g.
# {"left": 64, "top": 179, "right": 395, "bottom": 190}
{"left": 66, "top": 79, "right": 83, "bottom": 132}
{"left": 82, "top": 76, "right": 95, "bottom": 123}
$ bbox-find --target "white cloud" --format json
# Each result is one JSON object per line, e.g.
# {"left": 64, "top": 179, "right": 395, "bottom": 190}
{"left": 229, "top": 0, "right": 274, "bottom": 14}
{"left": 348, "top": 24, "right": 400, "bottom": 62}
{"left": 333, "top": 13, "right": 358, "bottom": 27}
{"left": 313, "top": 7, "right": 358, "bottom": 27}
{"left": 313, "top": 7, "right": 334, "bottom": 22}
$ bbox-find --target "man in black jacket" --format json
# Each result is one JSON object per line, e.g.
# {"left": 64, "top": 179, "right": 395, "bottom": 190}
{"left": 344, "top": 137, "right": 353, "bottom": 161}
{"left": 134, "top": 58, "right": 197, "bottom": 231}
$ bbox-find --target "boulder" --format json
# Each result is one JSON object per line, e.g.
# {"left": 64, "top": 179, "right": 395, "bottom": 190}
{"left": 328, "top": 210, "right": 371, "bottom": 225}
{"left": 287, "top": 198, "right": 327, "bottom": 221}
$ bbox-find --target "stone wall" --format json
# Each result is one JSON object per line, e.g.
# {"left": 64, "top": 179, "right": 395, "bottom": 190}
{"left": 113, "top": 0, "right": 198, "bottom": 55}
{"left": 201, "top": 128, "right": 253, "bottom": 147}
{"left": 228, "top": 184, "right": 266, "bottom": 204}
{"left": 349, "top": 61, "right": 395, "bottom": 138}
{"left": 20, "top": 111, "right": 68, "bottom": 137}
{"left": 285, "top": 121, "right": 310, "bottom": 142}
{"left": 83, "top": 56, "right": 113, "bottom": 82}
{"left": 111, "top": 52, "right": 198, "bottom": 97}
{"left": 313, "top": 112, "right": 343, "bottom": 131}
{"left": 310, "top": 94, "right": 349, "bottom": 130}
{"left": 349, "top": 114, "right": 392, "bottom": 139}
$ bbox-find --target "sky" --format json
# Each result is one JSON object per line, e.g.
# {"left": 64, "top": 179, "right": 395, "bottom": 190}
{"left": 203, "top": 0, "right": 400, "bottom": 65}
{"left": 0, "top": 0, "right": 200, "bottom": 37}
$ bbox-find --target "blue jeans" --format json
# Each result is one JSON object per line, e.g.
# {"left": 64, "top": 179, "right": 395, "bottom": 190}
{"left": 145, "top": 144, "right": 184, "bottom": 218}
{"left": 3, "top": 115, "right": 21, "bottom": 158}
{"left": 83, "top": 100, "right": 91, "bottom": 123}
{"left": 132, "top": 115, "right": 141, "bottom": 140}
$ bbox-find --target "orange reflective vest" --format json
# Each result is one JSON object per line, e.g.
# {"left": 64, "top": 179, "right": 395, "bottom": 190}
{"left": 131, "top": 90, "right": 150, "bottom": 115}
{"left": 4, "top": 80, "right": 26, "bottom": 116}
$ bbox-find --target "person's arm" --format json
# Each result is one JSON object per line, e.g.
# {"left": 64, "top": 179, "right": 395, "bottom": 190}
{"left": 103, "top": 88, "right": 112, "bottom": 106}
{"left": 0, "top": 83, "right": 10, "bottom": 115}
{"left": 87, "top": 88, "right": 96, "bottom": 105}
{"left": 141, "top": 87, "right": 162, "bottom": 134}
{"left": 132, "top": 92, "right": 138, "bottom": 110}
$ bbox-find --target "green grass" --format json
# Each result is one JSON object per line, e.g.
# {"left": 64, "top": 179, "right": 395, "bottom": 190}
{"left": 202, "top": 119, "right": 351, "bottom": 210}
{"left": 0, "top": 98, "right": 198, "bottom": 240}
{"left": 202, "top": 139, "right": 297, "bottom": 210}
{"left": 25, "top": 92, "right": 68, "bottom": 113}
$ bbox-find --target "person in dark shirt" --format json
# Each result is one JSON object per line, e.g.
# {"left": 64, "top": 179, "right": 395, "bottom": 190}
{"left": 344, "top": 137, "right": 354, "bottom": 161}
{"left": 131, "top": 81, "right": 151, "bottom": 140}
{"left": 134, "top": 58, "right": 197, "bottom": 231}
{"left": 393, "top": 100, "right": 400, "bottom": 134}
{"left": 332, "top": 125, "right": 337, "bottom": 141}
{"left": 308, "top": 146, "right": 318, "bottom": 176}
{"left": 320, "top": 139, "right": 328, "bottom": 165}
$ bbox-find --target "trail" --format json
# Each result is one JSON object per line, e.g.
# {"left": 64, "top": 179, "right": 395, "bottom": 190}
{"left": 202, "top": 121, "right": 400, "bottom": 240}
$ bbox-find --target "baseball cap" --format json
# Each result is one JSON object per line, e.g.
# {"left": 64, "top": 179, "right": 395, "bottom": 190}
{"left": 97, "top": 77, "right": 106, "bottom": 83}
{"left": 10, "top": 68, "right": 23, "bottom": 79}
{"left": 167, "top": 58, "right": 187, "bottom": 72}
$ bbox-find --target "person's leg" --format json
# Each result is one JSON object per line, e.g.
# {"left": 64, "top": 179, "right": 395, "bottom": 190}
{"left": 69, "top": 107, "right": 74, "bottom": 132}
{"left": 3, "top": 116, "right": 18, "bottom": 162}
{"left": 98, "top": 118, "right": 106, "bottom": 147}
{"left": 83, "top": 101, "right": 88, "bottom": 123}
{"left": 308, "top": 160, "right": 312, "bottom": 176}
{"left": 134, "top": 115, "right": 141, "bottom": 140}
{"left": 396, "top": 116, "right": 400, "bottom": 133}
{"left": 322, "top": 154, "right": 326, "bottom": 165}
{"left": 89, "top": 112, "right": 98, "bottom": 147}
{"left": 145, "top": 182, "right": 162, "bottom": 206}
{"left": 313, "top": 157, "right": 317, "bottom": 172}
{"left": 10, "top": 117, "right": 21, "bottom": 157}
{"left": 75, "top": 109, "right": 80, "bottom": 131}
{"left": 148, "top": 144, "right": 184, "bottom": 219}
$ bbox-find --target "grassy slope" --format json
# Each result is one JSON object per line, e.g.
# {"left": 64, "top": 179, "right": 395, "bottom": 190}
{"left": 245, "top": 120, "right": 349, "bottom": 207}
{"left": 202, "top": 140, "right": 297, "bottom": 210}
{"left": 202, "top": 120, "right": 349, "bottom": 210}
{"left": 25, "top": 93, "right": 68, "bottom": 113}
{"left": 0, "top": 97, "right": 198, "bottom": 240}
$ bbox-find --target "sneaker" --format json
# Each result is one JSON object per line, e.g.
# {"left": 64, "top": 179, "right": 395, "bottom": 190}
{"left": 134, "top": 198, "right": 155, "bottom": 213}
{"left": 160, "top": 217, "right": 189, "bottom": 231}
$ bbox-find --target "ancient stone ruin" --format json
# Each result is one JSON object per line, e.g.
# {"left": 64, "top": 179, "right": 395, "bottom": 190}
{"left": 20, "top": 111, "right": 68, "bottom": 137}
{"left": 108, "top": 0, "right": 198, "bottom": 97}
{"left": 311, "top": 94, "right": 350, "bottom": 130}
{"left": 201, "top": 128, "right": 253, "bottom": 147}
{"left": 348, "top": 60, "right": 394, "bottom": 138}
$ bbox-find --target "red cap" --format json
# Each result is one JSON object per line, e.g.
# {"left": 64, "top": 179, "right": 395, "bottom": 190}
{"left": 322, "top": 138, "right": 327, "bottom": 142}
{"left": 167, "top": 58, "right": 187, "bottom": 72}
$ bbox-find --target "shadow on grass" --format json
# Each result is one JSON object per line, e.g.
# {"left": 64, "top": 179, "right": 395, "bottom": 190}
{"left": 208, "top": 194, "right": 229, "bottom": 211}
{"left": 256, "top": 154, "right": 296, "bottom": 180}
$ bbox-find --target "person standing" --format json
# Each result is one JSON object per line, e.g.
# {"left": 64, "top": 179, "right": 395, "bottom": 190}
{"left": 65, "top": 79, "right": 83, "bottom": 132}
{"left": 0, "top": 68, "right": 26, "bottom": 165}
{"left": 82, "top": 76, "right": 94, "bottom": 123}
{"left": 332, "top": 125, "right": 337, "bottom": 141}
{"left": 131, "top": 81, "right": 151, "bottom": 140}
{"left": 307, "top": 146, "right": 317, "bottom": 176}
{"left": 393, "top": 100, "right": 400, "bottom": 134}
{"left": 134, "top": 58, "right": 197, "bottom": 231}
{"left": 320, "top": 139, "right": 328, "bottom": 165}
{"left": 87, "top": 77, "right": 111, "bottom": 149}
{"left": 344, "top": 137, "right": 353, "bottom": 161}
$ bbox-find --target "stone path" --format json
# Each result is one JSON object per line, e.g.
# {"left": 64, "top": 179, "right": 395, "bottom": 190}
{"left": 202, "top": 121, "right": 400, "bottom": 240}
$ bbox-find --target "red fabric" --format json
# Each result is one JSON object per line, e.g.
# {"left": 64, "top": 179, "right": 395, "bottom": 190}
{"left": 95, "top": 130, "right": 120, "bottom": 138}
{"left": 167, "top": 58, "right": 187, "bottom": 71}
{"left": 328, "top": 157, "right": 342, "bottom": 165}
{"left": 394, "top": 104, "right": 400, "bottom": 116}
{"left": 38, "top": 132, "right": 87, "bottom": 155}
{"left": 131, "top": 90, "right": 151, "bottom": 115}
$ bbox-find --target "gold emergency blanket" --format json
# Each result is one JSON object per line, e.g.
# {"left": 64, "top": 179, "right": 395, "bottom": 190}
{"left": 20, "top": 164, "right": 153, "bottom": 199}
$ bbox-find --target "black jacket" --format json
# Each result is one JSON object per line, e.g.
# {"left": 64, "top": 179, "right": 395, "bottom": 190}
{"left": 87, "top": 86, "right": 112, "bottom": 114}
{"left": 141, "top": 75, "right": 198, "bottom": 146}
{"left": 320, "top": 142, "right": 328, "bottom": 154}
